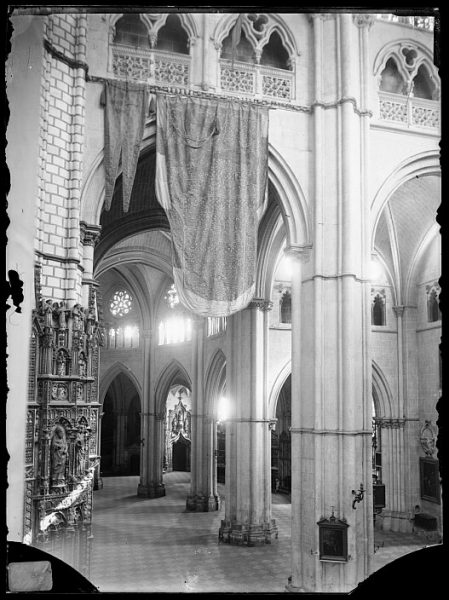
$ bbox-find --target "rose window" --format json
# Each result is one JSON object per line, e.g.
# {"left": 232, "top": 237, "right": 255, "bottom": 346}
{"left": 109, "top": 290, "right": 133, "bottom": 318}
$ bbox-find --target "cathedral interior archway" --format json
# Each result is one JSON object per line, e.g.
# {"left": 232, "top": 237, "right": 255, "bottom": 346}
{"left": 100, "top": 372, "right": 141, "bottom": 476}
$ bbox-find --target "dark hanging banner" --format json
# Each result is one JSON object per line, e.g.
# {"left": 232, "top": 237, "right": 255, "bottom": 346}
{"left": 102, "top": 80, "right": 149, "bottom": 212}
{"left": 155, "top": 93, "right": 268, "bottom": 317}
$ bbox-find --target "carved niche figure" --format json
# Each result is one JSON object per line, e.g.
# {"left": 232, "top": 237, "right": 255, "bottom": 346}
{"left": 43, "top": 300, "right": 54, "bottom": 327}
{"left": 55, "top": 301, "right": 67, "bottom": 328}
{"left": 78, "top": 352, "right": 87, "bottom": 377}
{"left": 56, "top": 350, "right": 67, "bottom": 376}
{"left": 72, "top": 304, "right": 83, "bottom": 331}
{"left": 74, "top": 431, "right": 88, "bottom": 479}
{"left": 50, "top": 425, "right": 68, "bottom": 487}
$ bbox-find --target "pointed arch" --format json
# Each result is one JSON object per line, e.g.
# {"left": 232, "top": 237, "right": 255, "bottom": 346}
{"left": 405, "top": 221, "right": 440, "bottom": 305}
{"left": 256, "top": 144, "right": 311, "bottom": 298}
{"left": 212, "top": 13, "right": 298, "bottom": 61}
{"left": 83, "top": 125, "right": 311, "bottom": 269}
{"left": 268, "top": 144, "right": 311, "bottom": 248}
{"left": 268, "top": 359, "right": 291, "bottom": 419}
{"left": 261, "top": 20, "right": 298, "bottom": 63}
{"left": 204, "top": 349, "right": 227, "bottom": 418}
{"left": 81, "top": 118, "right": 157, "bottom": 225}
{"left": 108, "top": 13, "right": 150, "bottom": 36}
{"left": 372, "top": 360, "right": 393, "bottom": 419}
{"left": 373, "top": 39, "right": 439, "bottom": 95}
{"left": 149, "top": 12, "right": 199, "bottom": 43}
{"left": 99, "top": 361, "right": 142, "bottom": 406}
{"left": 370, "top": 150, "right": 441, "bottom": 252}
{"left": 154, "top": 359, "right": 192, "bottom": 415}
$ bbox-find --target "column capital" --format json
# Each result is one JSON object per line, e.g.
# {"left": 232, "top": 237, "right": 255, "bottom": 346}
{"left": 248, "top": 298, "right": 273, "bottom": 312}
{"left": 352, "top": 14, "right": 376, "bottom": 29}
{"left": 284, "top": 244, "right": 312, "bottom": 263}
{"left": 80, "top": 222, "right": 102, "bottom": 247}
{"left": 393, "top": 305, "right": 405, "bottom": 318}
{"left": 308, "top": 13, "right": 335, "bottom": 24}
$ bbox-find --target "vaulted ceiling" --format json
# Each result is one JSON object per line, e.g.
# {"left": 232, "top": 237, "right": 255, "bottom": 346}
{"left": 373, "top": 174, "right": 440, "bottom": 303}
{"left": 97, "top": 230, "right": 174, "bottom": 328}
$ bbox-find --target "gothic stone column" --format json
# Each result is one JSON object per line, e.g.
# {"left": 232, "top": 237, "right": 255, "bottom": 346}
{"left": 186, "top": 316, "right": 215, "bottom": 511}
{"left": 219, "top": 299, "right": 277, "bottom": 545}
{"left": 287, "top": 13, "right": 374, "bottom": 593}
{"left": 138, "top": 329, "right": 165, "bottom": 498}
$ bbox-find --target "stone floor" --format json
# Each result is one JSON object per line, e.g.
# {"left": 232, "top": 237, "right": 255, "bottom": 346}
{"left": 42, "top": 472, "right": 435, "bottom": 593}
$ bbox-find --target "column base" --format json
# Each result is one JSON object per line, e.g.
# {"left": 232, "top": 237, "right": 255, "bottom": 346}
{"left": 218, "top": 519, "right": 278, "bottom": 546}
{"left": 137, "top": 482, "right": 165, "bottom": 498}
{"left": 186, "top": 494, "right": 221, "bottom": 512}
{"left": 285, "top": 582, "right": 306, "bottom": 594}
{"left": 381, "top": 510, "right": 413, "bottom": 533}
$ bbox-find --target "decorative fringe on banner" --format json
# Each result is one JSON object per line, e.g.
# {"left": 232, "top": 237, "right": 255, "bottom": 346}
{"left": 102, "top": 80, "right": 149, "bottom": 212}
{"left": 155, "top": 93, "right": 268, "bottom": 317}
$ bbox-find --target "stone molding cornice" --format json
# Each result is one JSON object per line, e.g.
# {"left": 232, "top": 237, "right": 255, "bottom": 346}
{"left": 312, "top": 96, "right": 373, "bottom": 117}
{"left": 35, "top": 249, "right": 82, "bottom": 267}
{"left": 44, "top": 38, "right": 89, "bottom": 74}
{"left": 374, "top": 417, "right": 406, "bottom": 429}
{"left": 224, "top": 418, "right": 275, "bottom": 424}
{"left": 88, "top": 73, "right": 374, "bottom": 118}
{"left": 290, "top": 427, "right": 372, "bottom": 436}
{"left": 87, "top": 74, "right": 312, "bottom": 113}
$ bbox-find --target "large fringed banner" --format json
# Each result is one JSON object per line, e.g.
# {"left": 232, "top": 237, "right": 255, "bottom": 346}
{"left": 156, "top": 93, "right": 268, "bottom": 317}
{"left": 102, "top": 80, "right": 149, "bottom": 212}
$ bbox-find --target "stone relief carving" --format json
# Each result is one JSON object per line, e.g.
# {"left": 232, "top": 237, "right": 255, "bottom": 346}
{"left": 50, "top": 424, "right": 68, "bottom": 487}
{"left": 420, "top": 420, "right": 437, "bottom": 456}
{"left": 27, "top": 293, "right": 102, "bottom": 542}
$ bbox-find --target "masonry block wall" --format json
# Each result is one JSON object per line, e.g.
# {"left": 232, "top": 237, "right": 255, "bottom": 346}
{"left": 36, "top": 14, "right": 87, "bottom": 306}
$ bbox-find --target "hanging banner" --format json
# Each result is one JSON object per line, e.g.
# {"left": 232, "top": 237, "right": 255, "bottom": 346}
{"left": 156, "top": 93, "right": 268, "bottom": 317}
{"left": 102, "top": 80, "right": 149, "bottom": 212}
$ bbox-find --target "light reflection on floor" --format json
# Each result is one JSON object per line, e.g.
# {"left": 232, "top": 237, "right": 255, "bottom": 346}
{"left": 35, "top": 472, "right": 429, "bottom": 593}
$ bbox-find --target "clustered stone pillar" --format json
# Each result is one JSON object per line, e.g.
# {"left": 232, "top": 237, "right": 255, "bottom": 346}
{"left": 379, "top": 305, "right": 416, "bottom": 532}
{"left": 219, "top": 299, "right": 277, "bottom": 545}
{"left": 186, "top": 316, "right": 219, "bottom": 511}
{"left": 287, "top": 13, "right": 374, "bottom": 593}
{"left": 138, "top": 328, "right": 165, "bottom": 498}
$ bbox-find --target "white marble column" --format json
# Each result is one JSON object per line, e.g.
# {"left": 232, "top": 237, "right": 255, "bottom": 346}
{"left": 219, "top": 299, "right": 277, "bottom": 545}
